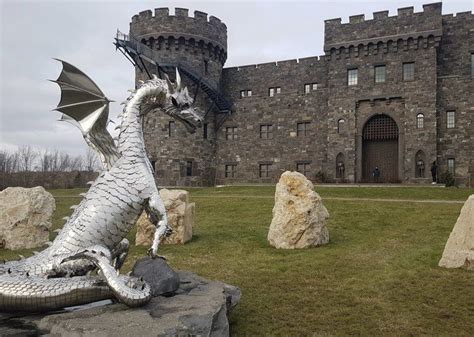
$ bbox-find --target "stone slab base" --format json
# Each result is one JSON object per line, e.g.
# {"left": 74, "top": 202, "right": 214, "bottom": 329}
{"left": 0, "top": 271, "right": 241, "bottom": 337}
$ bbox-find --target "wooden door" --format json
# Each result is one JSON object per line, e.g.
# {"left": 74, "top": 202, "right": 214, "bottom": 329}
{"left": 362, "top": 115, "right": 399, "bottom": 183}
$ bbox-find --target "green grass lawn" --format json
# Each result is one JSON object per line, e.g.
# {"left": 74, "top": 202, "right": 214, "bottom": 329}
{"left": 2, "top": 186, "right": 473, "bottom": 336}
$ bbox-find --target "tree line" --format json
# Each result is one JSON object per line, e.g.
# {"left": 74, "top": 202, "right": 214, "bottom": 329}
{"left": 0, "top": 145, "right": 100, "bottom": 173}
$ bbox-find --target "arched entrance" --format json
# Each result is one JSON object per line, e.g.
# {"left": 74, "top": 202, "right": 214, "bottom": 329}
{"left": 362, "top": 114, "right": 399, "bottom": 183}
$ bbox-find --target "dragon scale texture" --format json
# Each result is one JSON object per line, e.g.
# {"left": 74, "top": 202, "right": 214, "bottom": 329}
{"left": 0, "top": 61, "right": 202, "bottom": 311}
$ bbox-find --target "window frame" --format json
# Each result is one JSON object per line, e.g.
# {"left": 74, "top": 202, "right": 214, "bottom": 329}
{"left": 403, "top": 62, "right": 415, "bottom": 81}
{"left": 416, "top": 113, "right": 424, "bottom": 129}
{"left": 259, "top": 163, "right": 272, "bottom": 178}
{"left": 268, "top": 87, "right": 281, "bottom": 97}
{"left": 337, "top": 119, "right": 345, "bottom": 134}
{"left": 225, "top": 126, "right": 237, "bottom": 140}
{"left": 185, "top": 160, "right": 193, "bottom": 177}
{"left": 347, "top": 68, "right": 358, "bottom": 86}
{"left": 471, "top": 53, "right": 474, "bottom": 79}
{"left": 296, "top": 162, "right": 311, "bottom": 177}
{"left": 447, "top": 158, "right": 455, "bottom": 175}
{"left": 374, "top": 65, "right": 386, "bottom": 83}
{"left": 240, "top": 89, "right": 252, "bottom": 98}
{"left": 446, "top": 111, "right": 455, "bottom": 129}
{"left": 225, "top": 164, "right": 236, "bottom": 178}
{"left": 259, "top": 124, "right": 273, "bottom": 139}
{"left": 297, "top": 121, "right": 310, "bottom": 137}
{"left": 304, "top": 82, "right": 318, "bottom": 94}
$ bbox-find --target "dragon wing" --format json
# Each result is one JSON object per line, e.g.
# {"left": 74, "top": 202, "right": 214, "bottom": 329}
{"left": 52, "top": 59, "right": 120, "bottom": 170}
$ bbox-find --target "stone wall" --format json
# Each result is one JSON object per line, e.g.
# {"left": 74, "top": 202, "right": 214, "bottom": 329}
{"left": 218, "top": 57, "right": 328, "bottom": 184}
{"left": 436, "top": 12, "right": 474, "bottom": 187}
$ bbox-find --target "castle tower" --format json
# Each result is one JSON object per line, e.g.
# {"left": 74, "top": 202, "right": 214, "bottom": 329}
{"left": 127, "top": 8, "right": 229, "bottom": 186}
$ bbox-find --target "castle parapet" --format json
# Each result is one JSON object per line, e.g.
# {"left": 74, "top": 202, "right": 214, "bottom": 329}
{"left": 324, "top": 2, "right": 443, "bottom": 52}
{"left": 131, "top": 7, "right": 227, "bottom": 54}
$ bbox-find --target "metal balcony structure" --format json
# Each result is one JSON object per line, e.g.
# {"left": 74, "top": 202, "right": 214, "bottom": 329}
{"left": 114, "top": 30, "right": 232, "bottom": 130}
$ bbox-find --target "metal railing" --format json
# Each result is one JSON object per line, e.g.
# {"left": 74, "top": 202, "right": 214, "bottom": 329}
{"left": 115, "top": 29, "right": 232, "bottom": 119}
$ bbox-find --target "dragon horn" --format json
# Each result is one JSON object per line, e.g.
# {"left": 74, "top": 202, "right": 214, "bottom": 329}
{"left": 164, "top": 73, "right": 174, "bottom": 94}
{"left": 175, "top": 68, "right": 182, "bottom": 90}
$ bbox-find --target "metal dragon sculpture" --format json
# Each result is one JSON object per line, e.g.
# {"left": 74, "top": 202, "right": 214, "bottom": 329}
{"left": 0, "top": 60, "right": 202, "bottom": 311}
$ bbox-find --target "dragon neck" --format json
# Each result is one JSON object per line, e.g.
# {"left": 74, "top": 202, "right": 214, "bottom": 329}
{"left": 117, "top": 90, "right": 148, "bottom": 158}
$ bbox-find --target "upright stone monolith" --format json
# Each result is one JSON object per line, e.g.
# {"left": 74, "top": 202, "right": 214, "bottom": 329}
{"left": 268, "top": 171, "right": 329, "bottom": 249}
{"left": 439, "top": 194, "right": 474, "bottom": 270}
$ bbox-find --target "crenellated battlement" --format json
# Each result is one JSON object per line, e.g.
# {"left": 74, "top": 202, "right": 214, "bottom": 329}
{"left": 131, "top": 8, "right": 227, "bottom": 41}
{"left": 224, "top": 56, "right": 326, "bottom": 74}
{"left": 324, "top": 2, "right": 443, "bottom": 52}
{"left": 130, "top": 8, "right": 228, "bottom": 66}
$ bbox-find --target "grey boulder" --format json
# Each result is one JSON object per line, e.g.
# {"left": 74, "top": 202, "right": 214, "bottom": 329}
{"left": 131, "top": 257, "right": 180, "bottom": 296}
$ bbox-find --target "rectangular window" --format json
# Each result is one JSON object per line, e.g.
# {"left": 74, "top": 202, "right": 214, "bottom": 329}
{"left": 225, "top": 164, "right": 236, "bottom": 178}
{"left": 203, "top": 123, "right": 208, "bottom": 139}
{"left": 168, "top": 121, "right": 175, "bottom": 137}
{"left": 259, "top": 164, "right": 272, "bottom": 178}
{"left": 240, "top": 89, "right": 252, "bottom": 98}
{"left": 225, "top": 126, "right": 237, "bottom": 140}
{"left": 471, "top": 53, "right": 474, "bottom": 79}
{"left": 297, "top": 122, "right": 310, "bottom": 137}
{"left": 447, "top": 111, "right": 455, "bottom": 129}
{"left": 403, "top": 62, "right": 415, "bottom": 81}
{"left": 186, "top": 161, "right": 193, "bottom": 177}
{"left": 447, "top": 158, "right": 455, "bottom": 175}
{"left": 204, "top": 60, "right": 209, "bottom": 75}
{"left": 374, "top": 65, "right": 386, "bottom": 83}
{"left": 259, "top": 124, "right": 273, "bottom": 139}
{"left": 269, "top": 87, "right": 281, "bottom": 97}
{"left": 347, "top": 68, "right": 358, "bottom": 86}
{"left": 304, "top": 83, "right": 318, "bottom": 94}
{"left": 296, "top": 162, "right": 310, "bottom": 177}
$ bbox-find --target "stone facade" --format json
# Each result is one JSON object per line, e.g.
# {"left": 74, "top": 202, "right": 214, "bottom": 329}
{"left": 129, "top": 3, "right": 473, "bottom": 186}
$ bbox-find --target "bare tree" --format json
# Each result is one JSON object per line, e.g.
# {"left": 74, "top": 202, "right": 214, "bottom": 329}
{"left": 84, "top": 148, "right": 99, "bottom": 172}
{"left": 70, "top": 155, "right": 83, "bottom": 171}
{"left": 18, "top": 145, "right": 37, "bottom": 172}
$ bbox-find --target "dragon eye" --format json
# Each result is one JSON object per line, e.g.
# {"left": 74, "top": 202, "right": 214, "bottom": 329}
{"left": 171, "top": 97, "right": 178, "bottom": 107}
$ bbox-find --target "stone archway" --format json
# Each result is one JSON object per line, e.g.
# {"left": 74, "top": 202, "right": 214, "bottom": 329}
{"left": 362, "top": 114, "right": 399, "bottom": 183}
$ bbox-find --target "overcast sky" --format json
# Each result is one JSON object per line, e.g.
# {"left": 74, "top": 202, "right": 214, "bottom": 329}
{"left": 0, "top": 0, "right": 471, "bottom": 156}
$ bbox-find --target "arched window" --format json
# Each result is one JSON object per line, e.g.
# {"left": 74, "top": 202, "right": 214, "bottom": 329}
{"left": 416, "top": 113, "right": 424, "bottom": 129}
{"left": 337, "top": 119, "right": 345, "bottom": 134}
{"left": 415, "top": 150, "right": 425, "bottom": 178}
{"left": 336, "top": 153, "right": 345, "bottom": 179}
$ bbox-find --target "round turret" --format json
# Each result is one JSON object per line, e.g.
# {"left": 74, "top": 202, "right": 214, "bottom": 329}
{"left": 130, "top": 7, "right": 227, "bottom": 87}
{"left": 128, "top": 8, "right": 228, "bottom": 187}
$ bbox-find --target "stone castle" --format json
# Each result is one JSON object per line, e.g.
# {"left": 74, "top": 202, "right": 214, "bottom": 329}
{"left": 119, "top": 2, "right": 473, "bottom": 186}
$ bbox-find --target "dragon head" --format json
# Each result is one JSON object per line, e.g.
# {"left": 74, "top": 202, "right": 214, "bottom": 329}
{"left": 164, "top": 69, "right": 203, "bottom": 134}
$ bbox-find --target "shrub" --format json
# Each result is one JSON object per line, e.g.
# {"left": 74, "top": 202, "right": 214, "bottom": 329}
{"left": 439, "top": 171, "right": 456, "bottom": 187}
{"left": 314, "top": 170, "right": 328, "bottom": 183}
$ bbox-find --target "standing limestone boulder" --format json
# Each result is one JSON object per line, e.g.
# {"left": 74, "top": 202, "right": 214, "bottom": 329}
{"left": 0, "top": 186, "right": 55, "bottom": 250}
{"left": 268, "top": 171, "right": 329, "bottom": 249}
{"left": 438, "top": 194, "right": 474, "bottom": 270}
{"left": 136, "top": 189, "right": 194, "bottom": 246}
